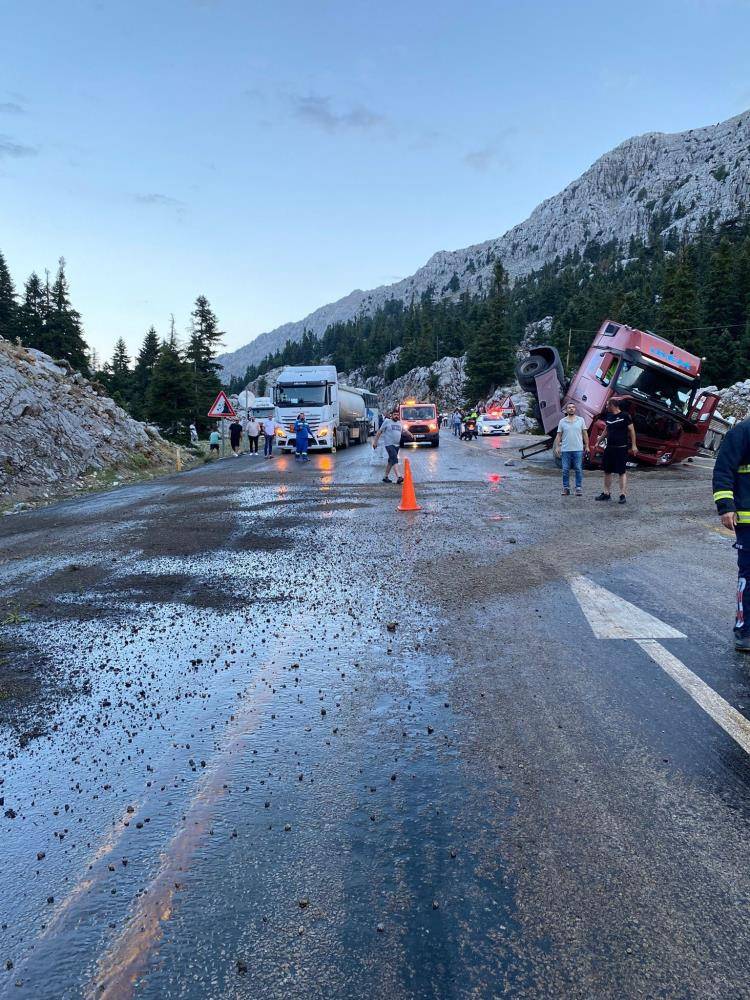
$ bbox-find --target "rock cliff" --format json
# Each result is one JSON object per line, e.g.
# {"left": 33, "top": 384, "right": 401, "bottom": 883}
{"left": 0, "top": 337, "right": 176, "bottom": 505}
{"left": 219, "top": 109, "right": 750, "bottom": 378}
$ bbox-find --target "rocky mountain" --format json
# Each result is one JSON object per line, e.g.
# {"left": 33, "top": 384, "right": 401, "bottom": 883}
{"left": 218, "top": 109, "right": 750, "bottom": 379}
{"left": 0, "top": 337, "right": 176, "bottom": 505}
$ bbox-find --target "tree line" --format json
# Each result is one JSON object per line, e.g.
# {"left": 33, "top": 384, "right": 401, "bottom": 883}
{"left": 228, "top": 217, "right": 750, "bottom": 400}
{"left": 0, "top": 248, "right": 224, "bottom": 440}
{"left": 3, "top": 216, "right": 749, "bottom": 433}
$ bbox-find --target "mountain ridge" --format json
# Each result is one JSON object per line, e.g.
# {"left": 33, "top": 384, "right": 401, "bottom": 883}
{"left": 218, "top": 109, "right": 750, "bottom": 379}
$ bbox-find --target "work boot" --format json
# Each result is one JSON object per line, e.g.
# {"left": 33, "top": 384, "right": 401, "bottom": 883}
{"left": 619, "top": 494, "right": 627, "bottom": 504}
{"left": 595, "top": 492, "right": 611, "bottom": 501}
{"left": 735, "top": 632, "right": 750, "bottom": 652}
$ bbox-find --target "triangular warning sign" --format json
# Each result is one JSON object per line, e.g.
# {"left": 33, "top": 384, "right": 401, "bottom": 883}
{"left": 207, "top": 391, "right": 237, "bottom": 418}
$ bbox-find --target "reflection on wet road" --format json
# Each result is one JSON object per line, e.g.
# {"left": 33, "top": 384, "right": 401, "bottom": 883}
{"left": 2, "top": 435, "right": 750, "bottom": 998}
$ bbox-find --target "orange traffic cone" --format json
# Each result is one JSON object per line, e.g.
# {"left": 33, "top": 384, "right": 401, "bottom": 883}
{"left": 397, "top": 459, "right": 422, "bottom": 511}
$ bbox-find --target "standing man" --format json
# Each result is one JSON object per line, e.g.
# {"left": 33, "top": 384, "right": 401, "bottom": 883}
{"left": 452, "top": 410, "right": 462, "bottom": 437}
{"left": 554, "top": 402, "right": 589, "bottom": 496}
{"left": 189, "top": 422, "right": 199, "bottom": 445}
{"left": 373, "top": 407, "right": 408, "bottom": 484}
{"left": 595, "top": 399, "right": 637, "bottom": 504}
{"left": 209, "top": 428, "right": 221, "bottom": 457}
{"left": 713, "top": 417, "right": 750, "bottom": 651}
{"left": 229, "top": 417, "right": 243, "bottom": 457}
{"left": 263, "top": 414, "right": 277, "bottom": 459}
{"left": 246, "top": 415, "right": 261, "bottom": 455}
{"left": 294, "top": 413, "right": 312, "bottom": 463}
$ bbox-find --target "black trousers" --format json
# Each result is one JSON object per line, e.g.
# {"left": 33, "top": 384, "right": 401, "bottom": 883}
{"left": 734, "top": 525, "right": 750, "bottom": 633}
{"left": 248, "top": 436, "right": 258, "bottom": 453}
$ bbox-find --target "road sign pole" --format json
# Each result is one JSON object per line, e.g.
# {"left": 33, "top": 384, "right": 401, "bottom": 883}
{"left": 221, "top": 419, "right": 226, "bottom": 458}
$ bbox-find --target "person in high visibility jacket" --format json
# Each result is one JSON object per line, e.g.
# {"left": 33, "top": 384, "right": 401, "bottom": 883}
{"left": 294, "top": 413, "right": 313, "bottom": 462}
{"left": 713, "top": 417, "right": 750, "bottom": 651}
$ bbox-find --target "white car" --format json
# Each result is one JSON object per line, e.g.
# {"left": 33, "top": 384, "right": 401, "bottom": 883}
{"left": 477, "top": 414, "right": 511, "bottom": 436}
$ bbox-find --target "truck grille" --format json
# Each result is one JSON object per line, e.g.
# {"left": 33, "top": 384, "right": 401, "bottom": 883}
{"left": 281, "top": 416, "right": 321, "bottom": 432}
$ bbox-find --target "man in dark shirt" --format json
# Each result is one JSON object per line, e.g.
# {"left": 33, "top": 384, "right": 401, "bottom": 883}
{"left": 595, "top": 399, "right": 638, "bottom": 504}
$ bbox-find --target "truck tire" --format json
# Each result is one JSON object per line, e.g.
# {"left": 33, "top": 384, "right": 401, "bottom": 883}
{"left": 431, "top": 437, "right": 440, "bottom": 448}
{"left": 516, "top": 346, "right": 565, "bottom": 393}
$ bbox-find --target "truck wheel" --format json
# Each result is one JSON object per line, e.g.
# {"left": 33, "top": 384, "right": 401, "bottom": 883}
{"left": 516, "top": 346, "right": 565, "bottom": 392}
{"left": 431, "top": 437, "right": 440, "bottom": 448}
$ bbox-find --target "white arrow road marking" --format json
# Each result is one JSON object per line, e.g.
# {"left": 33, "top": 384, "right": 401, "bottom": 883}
{"left": 569, "top": 575, "right": 685, "bottom": 640}
{"left": 570, "top": 575, "right": 750, "bottom": 756}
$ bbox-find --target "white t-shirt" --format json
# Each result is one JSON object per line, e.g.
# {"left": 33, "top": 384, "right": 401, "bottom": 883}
{"left": 247, "top": 419, "right": 260, "bottom": 437}
{"left": 557, "top": 415, "right": 586, "bottom": 452}
{"left": 262, "top": 418, "right": 276, "bottom": 435}
{"left": 378, "top": 418, "right": 403, "bottom": 448}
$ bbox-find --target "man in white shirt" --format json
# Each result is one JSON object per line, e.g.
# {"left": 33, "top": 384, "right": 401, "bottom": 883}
{"left": 373, "top": 408, "right": 410, "bottom": 483}
{"left": 246, "top": 416, "right": 261, "bottom": 455}
{"left": 262, "top": 416, "right": 276, "bottom": 458}
{"left": 554, "top": 402, "right": 589, "bottom": 496}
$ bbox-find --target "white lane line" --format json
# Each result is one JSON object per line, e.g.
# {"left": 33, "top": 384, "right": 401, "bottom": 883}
{"left": 636, "top": 639, "right": 750, "bottom": 756}
{"left": 569, "top": 574, "right": 750, "bottom": 756}
{"left": 569, "top": 574, "right": 685, "bottom": 640}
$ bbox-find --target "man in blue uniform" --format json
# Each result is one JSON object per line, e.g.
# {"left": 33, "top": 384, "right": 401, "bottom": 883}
{"left": 294, "top": 413, "right": 313, "bottom": 462}
{"left": 713, "top": 417, "right": 750, "bottom": 651}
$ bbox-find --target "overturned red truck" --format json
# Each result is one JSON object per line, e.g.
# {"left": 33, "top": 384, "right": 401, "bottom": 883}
{"left": 517, "top": 319, "right": 720, "bottom": 466}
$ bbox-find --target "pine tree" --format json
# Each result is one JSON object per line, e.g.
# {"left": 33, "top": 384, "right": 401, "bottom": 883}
{"left": 464, "top": 262, "right": 515, "bottom": 401}
{"left": 104, "top": 338, "right": 133, "bottom": 408}
{"left": 18, "top": 272, "right": 47, "bottom": 350}
{"left": 131, "top": 326, "right": 160, "bottom": 418}
{"left": 0, "top": 250, "right": 18, "bottom": 339}
{"left": 145, "top": 332, "right": 193, "bottom": 440}
{"left": 658, "top": 248, "right": 703, "bottom": 355}
{"left": 45, "top": 258, "right": 90, "bottom": 372}
{"left": 185, "top": 295, "right": 224, "bottom": 432}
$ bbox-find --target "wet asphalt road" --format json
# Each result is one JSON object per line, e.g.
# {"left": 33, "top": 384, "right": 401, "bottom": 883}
{"left": 1, "top": 433, "right": 749, "bottom": 999}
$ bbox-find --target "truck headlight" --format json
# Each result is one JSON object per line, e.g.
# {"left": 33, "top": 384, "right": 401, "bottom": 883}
{"left": 318, "top": 425, "right": 329, "bottom": 436}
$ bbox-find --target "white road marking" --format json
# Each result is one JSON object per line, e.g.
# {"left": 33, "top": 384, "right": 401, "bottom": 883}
{"left": 569, "top": 575, "right": 686, "bottom": 640}
{"left": 635, "top": 639, "right": 750, "bottom": 755}
{"left": 569, "top": 574, "right": 750, "bottom": 756}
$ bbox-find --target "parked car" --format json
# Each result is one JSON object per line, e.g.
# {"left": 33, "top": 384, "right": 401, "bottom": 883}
{"left": 477, "top": 414, "right": 511, "bottom": 436}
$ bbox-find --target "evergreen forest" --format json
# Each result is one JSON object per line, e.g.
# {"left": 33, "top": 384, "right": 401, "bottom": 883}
{"left": 2, "top": 217, "right": 749, "bottom": 442}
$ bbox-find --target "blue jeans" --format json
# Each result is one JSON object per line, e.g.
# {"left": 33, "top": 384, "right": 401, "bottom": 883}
{"left": 561, "top": 450, "right": 583, "bottom": 489}
{"left": 264, "top": 434, "right": 274, "bottom": 456}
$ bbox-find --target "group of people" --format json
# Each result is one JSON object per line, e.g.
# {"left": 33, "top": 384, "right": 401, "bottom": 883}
{"left": 204, "top": 415, "right": 278, "bottom": 459}
{"left": 202, "top": 412, "right": 318, "bottom": 462}
{"left": 554, "top": 398, "right": 638, "bottom": 502}
{"left": 450, "top": 408, "right": 478, "bottom": 436}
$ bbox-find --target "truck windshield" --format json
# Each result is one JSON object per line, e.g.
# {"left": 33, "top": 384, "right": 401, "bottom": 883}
{"left": 615, "top": 361, "right": 694, "bottom": 415}
{"left": 401, "top": 406, "right": 435, "bottom": 420}
{"left": 276, "top": 384, "right": 328, "bottom": 407}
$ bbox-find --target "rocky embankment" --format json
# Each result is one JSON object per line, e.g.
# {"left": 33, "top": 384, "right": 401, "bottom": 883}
{"left": 0, "top": 337, "right": 178, "bottom": 507}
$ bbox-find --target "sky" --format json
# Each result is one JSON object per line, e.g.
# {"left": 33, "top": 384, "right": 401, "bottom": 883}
{"left": 1, "top": 0, "right": 749, "bottom": 364}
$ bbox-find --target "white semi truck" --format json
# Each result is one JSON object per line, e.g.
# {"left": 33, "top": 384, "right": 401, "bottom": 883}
{"left": 273, "top": 365, "right": 370, "bottom": 452}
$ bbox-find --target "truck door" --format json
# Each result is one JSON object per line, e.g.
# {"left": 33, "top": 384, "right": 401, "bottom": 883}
{"left": 688, "top": 391, "right": 720, "bottom": 427}
{"left": 534, "top": 368, "right": 564, "bottom": 433}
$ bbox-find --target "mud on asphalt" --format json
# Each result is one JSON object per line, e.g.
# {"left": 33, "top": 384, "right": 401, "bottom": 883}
{"left": 1, "top": 440, "right": 748, "bottom": 999}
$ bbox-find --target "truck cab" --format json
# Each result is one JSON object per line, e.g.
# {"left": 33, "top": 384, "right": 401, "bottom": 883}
{"left": 518, "top": 319, "right": 720, "bottom": 467}
{"left": 399, "top": 401, "right": 440, "bottom": 448}
{"left": 273, "top": 366, "right": 369, "bottom": 452}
